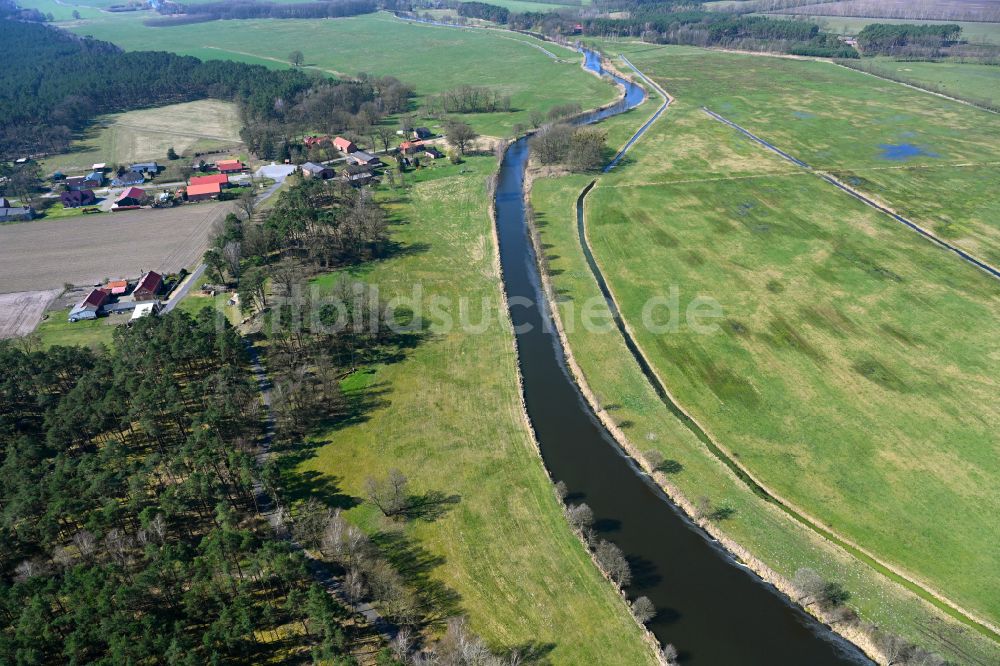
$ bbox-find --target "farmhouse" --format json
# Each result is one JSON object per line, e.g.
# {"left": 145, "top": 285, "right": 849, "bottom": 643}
{"left": 0, "top": 205, "right": 34, "bottom": 222}
{"left": 333, "top": 136, "right": 357, "bottom": 153}
{"left": 424, "top": 146, "right": 444, "bottom": 159}
{"left": 111, "top": 171, "right": 145, "bottom": 187}
{"left": 347, "top": 150, "right": 380, "bottom": 166}
{"left": 60, "top": 189, "right": 97, "bottom": 208}
{"left": 302, "top": 162, "right": 334, "bottom": 179}
{"left": 105, "top": 279, "right": 129, "bottom": 295}
{"left": 189, "top": 173, "right": 230, "bottom": 188}
{"left": 185, "top": 182, "right": 221, "bottom": 201}
{"left": 341, "top": 164, "right": 375, "bottom": 186}
{"left": 65, "top": 174, "right": 102, "bottom": 191}
{"left": 399, "top": 141, "right": 423, "bottom": 155}
{"left": 413, "top": 127, "right": 432, "bottom": 139}
{"left": 133, "top": 271, "right": 163, "bottom": 301}
{"left": 115, "top": 187, "right": 146, "bottom": 207}
{"left": 68, "top": 288, "right": 109, "bottom": 322}
{"left": 215, "top": 159, "right": 245, "bottom": 174}
{"left": 304, "top": 135, "right": 332, "bottom": 148}
{"left": 129, "top": 162, "right": 160, "bottom": 176}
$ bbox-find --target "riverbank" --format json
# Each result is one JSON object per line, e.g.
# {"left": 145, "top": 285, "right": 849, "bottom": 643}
{"left": 525, "top": 51, "right": 999, "bottom": 664}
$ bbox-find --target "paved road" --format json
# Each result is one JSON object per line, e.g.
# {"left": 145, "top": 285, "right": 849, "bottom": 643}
{"left": 161, "top": 263, "right": 206, "bottom": 313}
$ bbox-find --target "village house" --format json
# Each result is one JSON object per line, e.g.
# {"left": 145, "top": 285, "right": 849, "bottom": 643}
{"left": 423, "top": 146, "right": 444, "bottom": 160}
{"left": 303, "top": 135, "right": 332, "bottom": 148}
{"left": 185, "top": 182, "right": 221, "bottom": 201}
{"left": 60, "top": 189, "right": 97, "bottom": 208}
{"left": 215, "top": 159, "right": 245, "bottom": 174}
{"left": 333, "top": 136, "right": 357, "bottom": 154}
{"left": 65, "top": 173, "right": 102, "bottom": 191}
{"left": 341, "top": 164, "right": 375, "bottom": 186}
{"left": 301, "top": 162, "right": 334, "bottom": 180}
{"left": 346, "top": 150, "right": 380, "bottom": 167}
{"left": 68, "top": 288, "right": 109, "bottom": 322}
{"left": 115, "top": 187, "right": 146, "bottom": 207}
{"left": 189, "top": 173, "right": 230, "bottom": 188}
{"left": 133, "top": 271, "right": 163, "bottom": 301}
{"left": 111, "top": 171, "right": 145, "bottom": 187}
{"left": 412, "top": 127, "right": 432, "bottom": 140}
{"left": 399, "top": 140, "right": 424, "bottom": 156}
{"left": 129, "top": 162, "right": 160, "bottom": 176}
{"left": 105, "top": 279, "right": 129, "bottom": 296}
{"left": 131, "top": 302, "right": 161, "bottom": 321}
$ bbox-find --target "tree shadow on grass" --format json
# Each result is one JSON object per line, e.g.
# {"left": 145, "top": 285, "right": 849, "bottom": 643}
{"left": 403, "top": 490, "right": 461, "bottom": 522}
{"left": 371, "top": 530, "right": 463, "bottom": 628}
{"left": 503, "top": 641, "right": 557, "bottom": 665}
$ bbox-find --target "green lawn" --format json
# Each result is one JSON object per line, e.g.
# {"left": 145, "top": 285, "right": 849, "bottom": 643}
{"left": 33, "top": 310, "right": 120, "bottom": 349}
{"left": 528, "top": 44, "right": 1000, "bottom": 661}
{"left": 287, "top": 158, "right": 656, "bottom": 664}
{"left": 769, "top": 14, "right": 1000, "bottom": 45}
{"left": 66, "top": 12, "right": 616, "bottom": 138}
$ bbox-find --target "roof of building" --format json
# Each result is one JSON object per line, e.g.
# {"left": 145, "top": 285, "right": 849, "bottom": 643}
{"left": 333, "top": 137, "right": 356, "bottom": 151}
{"left": 344, "top": 164, "right": 374, "bottom": 175}
{"left": 107, "top": 280, "right": 128, "bottom": 289}
{"left": 112, "top": 172, "right": 145, "bottom": 185}
{"left": 350, "top": 150, "right": 377, "bottom": 161}
{"left": 302, "top": 162, "right": 329, "bottom": 172}
{"left": 215, "top": 159, "right": 244, "bottom": 171}
{"left": 186, "top": 182, "right": 221, "bottom": 197}
{"left": 190, "top": 173, "right": 229, "bottom": 186}
{"left": 131, "top": 302, "right": 159, "bottom": 320}
{"left": 92, "top": 163, "right": 107, "bottom": 170}
{"left": 130, "top": 162, "right": 159, "bottom": 171}
{"left": 135, "top": 271, "right": 163, "bottom": 293}
{"left": 85, "top": 171, "right": 103, "bottom": 181}
{"left": 0, "top": 206, "right": 33, "bottom": 218}
{"left": 80, "top": 288, "right": 109, "bottom": 309}
{"left": 116, "top": 187, "right": 145, "bottom": 202}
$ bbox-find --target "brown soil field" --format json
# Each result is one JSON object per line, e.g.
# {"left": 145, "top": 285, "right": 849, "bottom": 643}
{"left": 0, "top": 203, "right": 230, "bottom": 293}
{"left": 0, "top": 290, "right": 62, "bottom": 338}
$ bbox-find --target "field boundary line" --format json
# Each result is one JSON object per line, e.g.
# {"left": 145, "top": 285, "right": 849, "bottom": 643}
{"left": 201, "top": 46, "right": 349, "bottom": 78}
{"left": 568, "top": 63, "right": 1000, "bottom": 644}
{"left": 830, "top": 61, "right": 1000, "bottom": 115}
{"left": 702, "top": 107, "right": 1000, "bottom": 281}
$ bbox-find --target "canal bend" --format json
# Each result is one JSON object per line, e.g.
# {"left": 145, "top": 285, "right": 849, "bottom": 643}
{"left": 491, "top": 50, "right": 872, "bottom": 664}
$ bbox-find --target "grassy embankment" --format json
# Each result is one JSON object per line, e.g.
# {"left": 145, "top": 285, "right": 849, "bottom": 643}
{"left": 841, "top": 58, "right": 1000, "bottom": 109}
{"left": 530, "top": 44, "right": 1000, "bottom": 663}
{"left": 41, "top": 99, "right": 243, "bottom": 175}
{"left": 66, "top": 12, "right": 615, "bottom": 138}
{"left": 286, "top": 157, "right": 657, "bottom": 664}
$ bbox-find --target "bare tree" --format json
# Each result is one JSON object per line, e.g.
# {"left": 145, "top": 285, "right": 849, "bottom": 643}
{"left": 631, "top": 596, "right": 656, "bottom": 624}
{"left": 876, "top": 631, "right": 908, "bottom": 666}
{"left": 223, "top": 241, "right": 242, "bottom": 280}
{"left": 554, "top": 480, "right": 568, "bottom": 503}
{"left": 445, "top": 120, "right": 478, "bottom": 155}
{"left": 595, "top": 539, "right": 631, "bottom": 587}
{"left": 661, "top": 644, "right": 679, "bottom": 666}
{"left": 565, "top": 502, "right": 594, "bottom": 533}
{"left": 237, "top": 188, "right": 257, "bottom": 222}
{"left": 791, "top": 567, "right": 826, "bottom": 606}
{"left": 365, "top": 469, "right": 410, "bottom": 518}
{"left": 374, "top": 126, "right": 396, "bottom": 154}
{"left": 289, "top": 50, "right": 304, "bottom": 67}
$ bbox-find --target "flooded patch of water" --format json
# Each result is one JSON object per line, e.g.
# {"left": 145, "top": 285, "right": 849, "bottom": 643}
{"left": 878, "top": 143, "right": 939, "bottom": 161}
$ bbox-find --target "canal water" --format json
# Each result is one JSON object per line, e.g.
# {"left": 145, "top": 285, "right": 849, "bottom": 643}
{"left": 491, "top": 51, "right": 872, "bottom": 664}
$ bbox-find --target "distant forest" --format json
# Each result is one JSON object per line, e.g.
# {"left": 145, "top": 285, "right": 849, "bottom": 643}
{"left": 0, "top": 17, "right": 413, "bottom": 162}
{"left": 146, "top": 0, "right": 378, "bottom": 27}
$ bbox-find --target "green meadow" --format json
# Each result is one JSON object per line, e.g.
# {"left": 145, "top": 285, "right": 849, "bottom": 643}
{"left": 602, "top": 43, "right": 1000, "bottom": 267}
{"left": 856, "top": 57, "right": 1000, "bottom": 108}
{"left": 530, "top": 43, "right": 1000, "bottom": 660}
{"left": 292, "top": 157, "right": 656, "bottom": 664}
{"left": 65, "top": 12, "right": 616, "bottom": 137}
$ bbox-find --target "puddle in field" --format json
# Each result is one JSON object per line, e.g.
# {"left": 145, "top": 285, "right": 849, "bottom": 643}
{"left": 878, "top": 143, "right": 939, "bottom": 161}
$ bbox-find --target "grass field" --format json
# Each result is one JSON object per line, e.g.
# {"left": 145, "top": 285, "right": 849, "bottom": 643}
{"left": 32, "top": 309, "right": 121, "bottom": 349}
{"left": 289, "top": 157, "right": 656, "bottom": 664}
{"left": 782, "top": 15, "right": 1000, "bottom": 44}
{"left": 41, "top": 100, "right": 242, "bottom": 175}
{"left": 852, "top": 58, "right": 1000, "bottom": 108}
{"left": 530, "top": 44, "right": 1000, "bottom": 660}
{"left": 597, "top": 43, "right": 1000, "bottom": 265}
{"left": 64, "top": 12, "right": 616, "bottom": 137}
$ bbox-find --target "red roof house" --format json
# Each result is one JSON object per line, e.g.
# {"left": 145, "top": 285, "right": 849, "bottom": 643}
{"left": 133, "top": 271, "right": 163, "bottom": 301}
{"left": 304, "top": 135, "right": 332, "bottom": 148}
{"left": 215, "top": 159, "right": 245, "bottom": 173}
{"left": 115, "top": 187, "right": 145, "bottom": 207}
{"left": 105, "top": 280, "right": 129, "bottom": 295}
{"left": 333, "top": 136, "right": 357, "bottom": 153}
{"left": 186, "top": 182, "right": 221, "bottom": 201}
{"left": 399, "top": 140, "right": 424, "bottom": 155}
{"left": 190, "top": 173, "right": 230, "bottom": 187}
